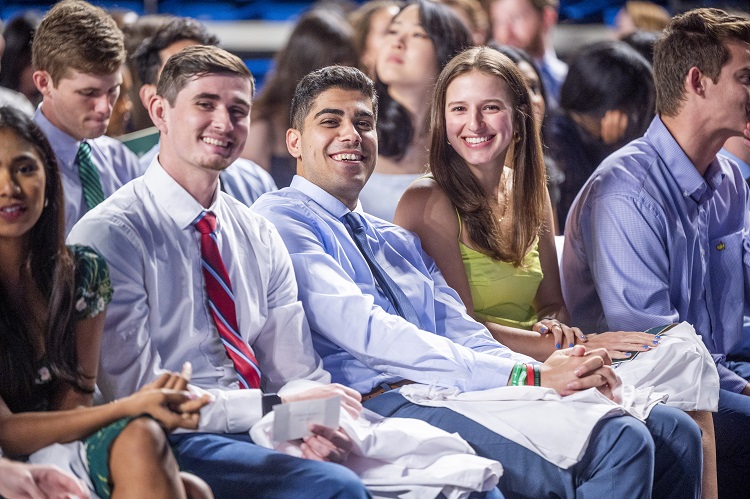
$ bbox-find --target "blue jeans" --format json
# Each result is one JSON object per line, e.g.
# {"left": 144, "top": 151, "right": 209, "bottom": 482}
{"left": 169, "top": 432, "right": 370, "bottom": 498}
{"left": 365, "top": 392, "right": 701, "bottom": 499}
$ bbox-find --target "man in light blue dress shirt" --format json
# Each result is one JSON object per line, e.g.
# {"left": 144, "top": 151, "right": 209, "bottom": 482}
{"left": 252, "top": 64, "right": 703, "bottom": 498}
{"left": 31, "top": 0, "right": 142, "bottom": 235}
{"left": 563, "top": 8, "right": 750, "bottom": 497}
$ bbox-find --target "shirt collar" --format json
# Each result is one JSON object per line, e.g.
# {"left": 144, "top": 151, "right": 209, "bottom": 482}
{"left": 144, "top": 156, "right": 223, "bottom": 231}
{"left": 290, "top": 175, "right": 365, "bottom": 219}
{"left": 647, "top": 116, "right": 726, "bottom": 204}
{"left": 720, "top": 148, "right": 750, "bottom": 180}
{"left": 33, "top": 105, "right": 81, "bottom": 170}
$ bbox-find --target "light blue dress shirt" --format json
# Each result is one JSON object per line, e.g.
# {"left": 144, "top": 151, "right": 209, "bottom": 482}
{"left": 563, "top": 116, "right": 750, "bottom": 393}
{"left": 252, "top": 176, "right": 535, "bottom": 394}
{"left": 34, "top": 106, "right": 142, "bottom": 235}
{"left": 139, "top": 142, "right": 277, "bottom": 206}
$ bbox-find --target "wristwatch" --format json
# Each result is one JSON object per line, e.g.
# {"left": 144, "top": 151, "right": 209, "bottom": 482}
{"left": 262, "top": 393, "right": 282, "bottom": 416}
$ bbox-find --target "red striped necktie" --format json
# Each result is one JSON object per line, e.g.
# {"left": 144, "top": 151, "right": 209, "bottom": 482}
{"left": 194, "top": 211, "right": 261, "bottom": 389}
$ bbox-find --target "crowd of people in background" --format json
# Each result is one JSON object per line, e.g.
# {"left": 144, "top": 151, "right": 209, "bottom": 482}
{"left": 0, "top": 0, "right": 749, "bottom": 498}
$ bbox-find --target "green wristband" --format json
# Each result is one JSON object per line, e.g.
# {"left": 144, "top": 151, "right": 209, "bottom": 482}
{"left": 510, "top": 363, "right": 525, "bottom": 386}
{"left": 533, "top": 364, "right": 541, "bottom": 387}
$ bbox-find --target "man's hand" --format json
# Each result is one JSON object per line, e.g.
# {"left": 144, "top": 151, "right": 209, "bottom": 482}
{"left": 281, "top": 384, "right": 362, "bottom": 464}
{"left": 301, "top": 424, "right": 354, "bottom": 464}
{"left": 540, "top": 345, "right": 621, "bottom": 400}
{"left": 741, "top": 383, "right": 750, "bottom": 396}
{"left": 281, "top": 383, "right": 363, "bottom": 419}
{"left": 0, "top": 459, "right": 90, "bottom": 499}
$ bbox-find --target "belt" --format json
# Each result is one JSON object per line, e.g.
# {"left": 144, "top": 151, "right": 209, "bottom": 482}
{"left": 361, "top": 380, "right": 414, "bottom": 402}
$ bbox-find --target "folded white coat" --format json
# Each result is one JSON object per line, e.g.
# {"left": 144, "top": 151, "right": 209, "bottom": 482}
{"left": 250, "top": 381, "right": 503, "bottom": 499}
{"left": 399, "top": 321, "right": 718, "bottom": 469}
{"left": 614, "top": 321, "right": 719, "bottom": 412}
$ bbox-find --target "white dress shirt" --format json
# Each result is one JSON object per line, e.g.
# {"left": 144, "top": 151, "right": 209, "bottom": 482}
{"left": 67, "top": 160, "right": 328, "bottom": 433}
{"left": 139, "top": 141, "right": 277, "bottom": 206}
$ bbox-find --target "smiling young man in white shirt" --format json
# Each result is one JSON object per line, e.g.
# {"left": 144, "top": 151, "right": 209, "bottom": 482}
{"left": 68, "top": 45, "right": 369, "bottom": 498}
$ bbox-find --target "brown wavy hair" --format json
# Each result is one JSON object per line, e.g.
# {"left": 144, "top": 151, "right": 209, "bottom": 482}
{"left": 429, "top": 46, "right": 546, "bottom": 266}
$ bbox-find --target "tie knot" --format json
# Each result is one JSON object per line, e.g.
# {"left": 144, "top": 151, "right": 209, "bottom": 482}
{"left": 77, "top": 141, "right": 91, "bottom": 159}
{"left": 194, "top": 211, "right": 217, "bottom": 235}
{"left": 343, "top": 212, "right": 365, "bottom": 233}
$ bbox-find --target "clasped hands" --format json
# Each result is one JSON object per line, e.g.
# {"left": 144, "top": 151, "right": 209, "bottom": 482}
{"left": 540, "top": 345, "right": 622, "bottom": 402}
{"left": 119, "top": 363, "right": 212, "bottom": 432}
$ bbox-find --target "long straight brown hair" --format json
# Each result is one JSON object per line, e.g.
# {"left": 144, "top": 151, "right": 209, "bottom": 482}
{"left": 429, "top": 46, "right": 547, "bottom": 267}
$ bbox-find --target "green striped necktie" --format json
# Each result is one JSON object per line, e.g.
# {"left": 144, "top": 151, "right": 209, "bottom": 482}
{"left": 76, "top": 141, "right": 105, "bottom": 210}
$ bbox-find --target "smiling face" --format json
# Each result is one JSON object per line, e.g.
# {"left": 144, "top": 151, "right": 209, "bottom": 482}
{"left": 287, "top": 87, "right": 377, "bottom": 210}
{"left": 445, "top": 70, "right": 515, "bottom": 171}
{"left": 0, "top": 127, "right": 46, "bottom": 243}
{"left": 35, "top": 69, "right": 122, "bottom": 141}
{"left": 155, "top": 73, "right": 252, "bottom": 175}
{"left": 704, "top": 40, "right": 750, "bottom": 138}
{"left": 375, "top": 5, "right": 439, "bottom": 89}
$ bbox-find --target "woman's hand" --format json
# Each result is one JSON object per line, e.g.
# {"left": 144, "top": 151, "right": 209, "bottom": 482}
{"left": 534, "top": 318, "right": 587, "bottom": 349}
{"left": 582, "top": 331, "right": 661, "bottom": 359}
{"left": 123, "top": 363, "right": 211, "bottom": 431}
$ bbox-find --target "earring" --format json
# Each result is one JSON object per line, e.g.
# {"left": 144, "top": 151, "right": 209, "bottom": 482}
{"left": 44, "top": 198, "right": 49, "bottom": 207}
{"left": 447, "top": 140, "right": 452, "bottom": 147}
{"left": 513, "top": 133, "right": 521, "bottom": 143}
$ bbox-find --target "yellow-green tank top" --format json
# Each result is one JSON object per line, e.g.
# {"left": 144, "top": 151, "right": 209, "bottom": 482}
{"left": 458, "top": 212, "right": 543, "bottom": 330}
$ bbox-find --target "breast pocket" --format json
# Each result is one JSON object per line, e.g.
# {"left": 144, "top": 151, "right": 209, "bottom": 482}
{"left": 709, "top": 230, "right": 743, "bottom": 329}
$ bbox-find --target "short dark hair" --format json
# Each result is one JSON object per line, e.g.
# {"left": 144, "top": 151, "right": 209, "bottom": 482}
{"left": 560, "top": 40, "right": 655, "bottom": 140}
{"left": 0, "top": 13, "right": 40, "bottom": 92}
{"left": 32, "top": 0, "right": 125, "bottom": 84}
{"left": 290, "top": 65, "right": 378, "bottom": 130}
{"left": 133, "top": 17, "right": 220, "bottom": 85}
{"left": 654, "top": 8, "right": 750, "bottom": 116}
{"left": 156, "top": 45, "right": 254, "bottom": 106}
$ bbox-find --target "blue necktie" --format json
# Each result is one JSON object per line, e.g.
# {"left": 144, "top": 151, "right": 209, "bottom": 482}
{"left": 343, "top": 212, "right": 423, "bottom": 328}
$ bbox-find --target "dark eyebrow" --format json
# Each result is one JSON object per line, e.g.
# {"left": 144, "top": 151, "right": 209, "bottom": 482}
{"left": 314, "top": 108, "right": 345, "bottom": 119}
{"left": 193, "top": 92, "right": 221, "bottom": 101}
{"left": 193, "top": 92, "right": 251, "bottom": 108}
{"left": 354, "top": 110, "right": 375, "bottom": 119}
